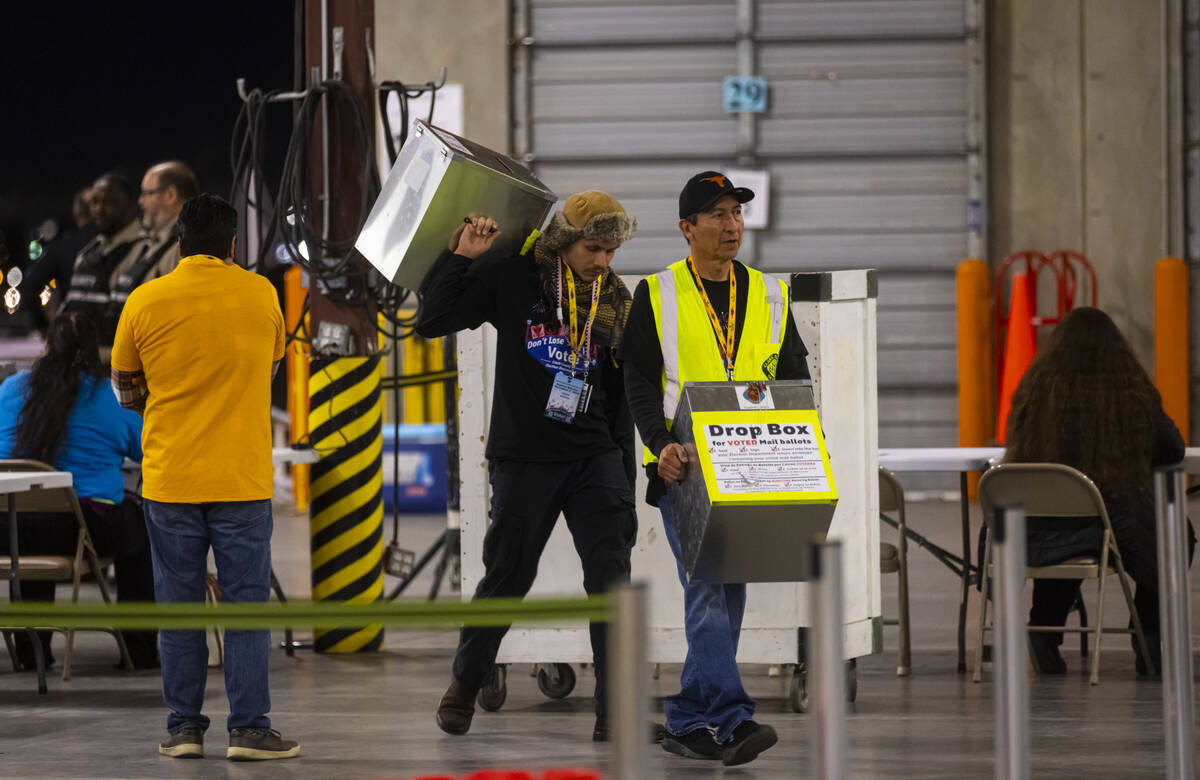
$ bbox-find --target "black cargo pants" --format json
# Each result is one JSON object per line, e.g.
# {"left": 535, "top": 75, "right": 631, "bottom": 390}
{"left": 451, "top": 448, "right": 637, "bottom": 716}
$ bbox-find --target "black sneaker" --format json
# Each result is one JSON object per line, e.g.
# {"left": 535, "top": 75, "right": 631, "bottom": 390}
{"left": 226, "top": 728, "right": 300, "bottom": 761}
{"left": 1028, "top": 633, "right": 1067, "bottom": 675}
{"left": 722, "top": 720, "right": 778, "bottom": 766}
{"left": 592, "top": 716, "right": 667, "bottom": 743}
{"left": 159, "top": 727, "right": 204, "bottom": 759}
{"left": 1134, "top": 630, "right": 1162, "bottom": 677}
{"left": 662, "top": 728, "right": 723, "bottom": 760}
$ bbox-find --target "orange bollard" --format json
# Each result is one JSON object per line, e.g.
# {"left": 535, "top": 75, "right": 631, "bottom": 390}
{"left": 995, "top": 272, "right": 1036, "bottom": 444}
{"left": 284, "top": 266, "right": 310, "bottom": 510}
{"left": 1155, "top": 258, "right": 1189, "bottom": 443}
{"left": 956, "top": 259, "right": 993, "bottom": 498}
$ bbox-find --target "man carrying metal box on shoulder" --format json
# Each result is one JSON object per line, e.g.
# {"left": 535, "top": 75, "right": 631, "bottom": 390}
{"left": 417, "top": 190, "right": 663, "bottom": 744}
{"left": 620, "top": 171, "right": 812, "bottom": 766}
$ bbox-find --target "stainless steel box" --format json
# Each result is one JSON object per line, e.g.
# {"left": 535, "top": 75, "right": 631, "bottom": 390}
{"left": 667, "top": 380, "right": 838, "bottom": 584}
{"left": 355, "top": 120, "right": 557, "bottom": 291}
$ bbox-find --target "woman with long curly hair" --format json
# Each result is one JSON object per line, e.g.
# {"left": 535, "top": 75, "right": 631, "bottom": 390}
{"left": 1004, "top": 306, "right": 1191, "bottom": 675}
{"left": 0, "top": 310, "right": 157, "bottom": 669}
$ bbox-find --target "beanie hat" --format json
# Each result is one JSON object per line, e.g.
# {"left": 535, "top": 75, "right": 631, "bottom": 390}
{"left": 537, "top": 190, "right": 637, "bottom": 252}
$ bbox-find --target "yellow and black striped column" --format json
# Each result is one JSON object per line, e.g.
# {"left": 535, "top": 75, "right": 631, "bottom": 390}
{"left": 308, "top": 355, "right": 385, "bottom": 653}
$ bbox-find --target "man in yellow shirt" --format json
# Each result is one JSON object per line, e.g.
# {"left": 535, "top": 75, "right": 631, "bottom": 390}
{"left": 111, "top": 194, "right": 297, "bottom": 761}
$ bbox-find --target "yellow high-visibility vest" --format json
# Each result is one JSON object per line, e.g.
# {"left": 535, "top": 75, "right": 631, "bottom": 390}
{"left": 644, "top": 258, "right": 788, "bottom": 464}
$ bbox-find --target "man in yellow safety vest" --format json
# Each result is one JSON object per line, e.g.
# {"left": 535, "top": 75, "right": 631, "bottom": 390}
{"left": 620, "top": 171, "right": 811, "bottom": 767}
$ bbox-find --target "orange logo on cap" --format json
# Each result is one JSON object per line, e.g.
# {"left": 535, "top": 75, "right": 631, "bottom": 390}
{"left": 700, "top": 175, "right": 727, "bottom": 187}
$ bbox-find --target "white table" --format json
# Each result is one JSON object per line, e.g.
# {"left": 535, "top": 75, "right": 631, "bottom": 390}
{"left": 272, "top": 446, "right": 322, "bottom": 467}
{"left": 879, "top": 447, "right": 1004, "bottom": 474}
{"left": 0, "top": 469, "right": 74, "bottom": 694}
{"left": 879, "top": 446, "right": 1200, "bottom": 672}
{"left": 879, "top": 448, "right": 1000, "bottom": 671}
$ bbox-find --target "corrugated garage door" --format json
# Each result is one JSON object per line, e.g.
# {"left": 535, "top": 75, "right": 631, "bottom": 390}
{"left": 512, "top": 0, "right": 984, "bottom": 491}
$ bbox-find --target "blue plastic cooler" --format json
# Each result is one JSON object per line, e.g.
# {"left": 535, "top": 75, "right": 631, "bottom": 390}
{"left": 381, "top": 423, "right": 448, "bottom": 514}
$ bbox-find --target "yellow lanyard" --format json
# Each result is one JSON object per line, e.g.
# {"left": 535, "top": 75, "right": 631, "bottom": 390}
{"left": 561, "top": 259, "right": 601, "bottom": 375}
{"left": 686, "top": 256, "right": 737, "bottom": 380}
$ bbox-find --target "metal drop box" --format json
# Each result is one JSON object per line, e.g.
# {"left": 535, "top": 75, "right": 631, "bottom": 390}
{"left": 355, "top": 120, "right": 557, "bottom": 291}
{"left": 668, "top": 380, "right": 838, "bottom": 584}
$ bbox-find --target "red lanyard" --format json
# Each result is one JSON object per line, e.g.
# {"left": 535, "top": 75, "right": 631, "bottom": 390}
{"left": 686, "top": 256, "right": 736, "bottom": 379}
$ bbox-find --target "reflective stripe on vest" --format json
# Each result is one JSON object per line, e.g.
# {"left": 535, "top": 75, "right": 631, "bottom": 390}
{"left": 65, "top": 237, "right": 144, "bottom": 309}
{"left": 64, "top": 290, "right": 110, "bottom": 304}
{"left": 643, "top": 259, "right": 788, "bottom": 465}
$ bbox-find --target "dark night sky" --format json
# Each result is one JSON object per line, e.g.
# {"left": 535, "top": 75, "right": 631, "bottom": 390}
{"left": 1, "top": 1, "right": 296, "bottom": 242}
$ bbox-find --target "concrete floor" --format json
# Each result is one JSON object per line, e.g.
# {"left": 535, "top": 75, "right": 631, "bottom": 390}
{"left": 2, "top": 495, "right": 1199, "bottom": 779}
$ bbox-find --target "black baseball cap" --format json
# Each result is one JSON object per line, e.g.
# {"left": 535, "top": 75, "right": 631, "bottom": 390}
{"left": 678, "top": 171, "right": 755, "bottom": 219}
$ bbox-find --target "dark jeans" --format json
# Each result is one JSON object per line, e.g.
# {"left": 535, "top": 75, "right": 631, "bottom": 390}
{"left": 145, "top": 499, "right": 273, "bottom": 733}
{"left": 1, "top": 494, "right": 157, "bottom": 666}
{"left": 452, "top": 450, "right": 637, "bottom": 716}
{"left": 1028, "top": 503, "right": 1195, "bottom": 667}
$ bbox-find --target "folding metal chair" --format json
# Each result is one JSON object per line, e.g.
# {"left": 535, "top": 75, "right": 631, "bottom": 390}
{"left": 878, "top": 467, "right": 912, "bottom": 676}
{"left": 973, "top": 462, "right": 1151, "bottom": 685}
{"left": 0, "top": 459, "right": 134, "bottom": 692}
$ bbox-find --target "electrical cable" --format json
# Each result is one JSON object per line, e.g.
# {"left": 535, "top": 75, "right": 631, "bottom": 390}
{"left": 283, "top": 295, "right": 312, "bottom": 347}
{"left": 272, "top": 79, "right": 380, "bottom": 288}
{"left": 229, "top": 86, "right": 289, "bottom": 272}
{"left": 377, "top": 80, "right": 438, "bottom": 166}
{"left": 390, "top": 313, "right": 401, "bottom": 545}
{"left": 229, "top": 74, "right": 452, "bottom": 464}
{"left": 230, "top": 75, "right": 444, "bottom": 337}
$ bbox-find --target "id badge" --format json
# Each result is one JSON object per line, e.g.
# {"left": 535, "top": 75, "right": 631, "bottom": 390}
{"left": 545, "top": 371, "right": 585, "bottom": 423}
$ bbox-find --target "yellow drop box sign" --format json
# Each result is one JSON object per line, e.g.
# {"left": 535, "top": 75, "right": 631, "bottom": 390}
{"left": 691, "top": 409, "right": 838, "bottom": 507}
{"left": 667, "top": 381, "right": 837, "bottom": 583}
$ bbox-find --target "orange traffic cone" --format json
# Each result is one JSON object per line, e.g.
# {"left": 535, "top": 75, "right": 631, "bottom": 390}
{"left": 995, "top": 272, "right": 1036, "bottom": 443}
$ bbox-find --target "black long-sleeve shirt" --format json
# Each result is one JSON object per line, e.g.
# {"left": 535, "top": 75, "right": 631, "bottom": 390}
{"left": 619, "top": 261, "right": 811, "bottom": 505}
{"left": 416, "top": 249, "right": 635, "bottom": 485}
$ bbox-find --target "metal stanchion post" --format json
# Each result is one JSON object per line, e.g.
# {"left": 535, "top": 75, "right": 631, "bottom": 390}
{"left": 809, "top": 541, "right": 846, "bottom": 780}
{"left": 1154, "top": 466, "right": 1194, "bottom": 780}
{"left": 993, "top": 507, "right": 1030, "bottom": 780}
{"left": 609, "top": 582, "right": 649, "bottom": 780}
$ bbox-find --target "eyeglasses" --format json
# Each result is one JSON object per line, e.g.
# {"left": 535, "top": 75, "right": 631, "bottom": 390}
{"left": 140, "top": 187, "right": 165, "bottom": 197}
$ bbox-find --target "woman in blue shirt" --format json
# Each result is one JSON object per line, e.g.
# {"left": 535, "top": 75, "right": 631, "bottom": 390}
{"left": 0, "top": 310, "right": 157, "bottom": 669}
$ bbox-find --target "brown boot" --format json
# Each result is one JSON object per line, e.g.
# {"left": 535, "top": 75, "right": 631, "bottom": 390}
{"left": 436, "top": 678, "right": 479, "bottom": 735}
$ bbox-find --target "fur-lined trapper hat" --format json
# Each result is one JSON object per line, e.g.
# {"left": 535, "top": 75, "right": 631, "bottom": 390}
{"left": 538, "top": 190, "right": 637, "bottom": 252}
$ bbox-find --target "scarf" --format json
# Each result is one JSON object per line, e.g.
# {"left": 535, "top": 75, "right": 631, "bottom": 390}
{"left": 532, "top": 239, "right": 632, "bottom": 353}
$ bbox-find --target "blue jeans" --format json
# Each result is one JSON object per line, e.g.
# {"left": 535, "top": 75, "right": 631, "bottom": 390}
{"left": 659, "top": 496, "right": 755, "bottom": 742}
{"left": 145, "top": 499, "right": 273, "bottom": 733}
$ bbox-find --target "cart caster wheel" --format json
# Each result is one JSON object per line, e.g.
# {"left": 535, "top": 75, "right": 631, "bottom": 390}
{"left": 536, "top": 663, "right": 576, "bottom": 699}
{"left": 846, "top": 658, "right": 858, "bottom": 703}
{"left": 789, "top": 665, "right": 809, "bottom": 713}
{"left": 478, "top": 664, "right": 507, "bottom": 712}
